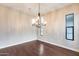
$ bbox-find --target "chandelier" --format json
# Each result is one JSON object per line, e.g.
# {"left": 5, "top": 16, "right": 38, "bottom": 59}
{"left": 32, "top": 3, "right": 47, "bottom": 36}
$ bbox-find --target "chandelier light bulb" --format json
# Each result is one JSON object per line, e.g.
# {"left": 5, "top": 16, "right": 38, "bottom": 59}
{"left": 32, "top": 19, "right": 35, "bottom": 25}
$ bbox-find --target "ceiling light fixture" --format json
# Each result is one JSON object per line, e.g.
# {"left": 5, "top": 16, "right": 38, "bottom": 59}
{"left": 32, "top": 3, "right": 47, "bottom": 37}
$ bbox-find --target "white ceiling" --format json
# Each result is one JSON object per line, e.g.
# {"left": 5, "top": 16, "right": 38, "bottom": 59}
{"left": 0, "top": 3, "right": 71, "bottom": 16}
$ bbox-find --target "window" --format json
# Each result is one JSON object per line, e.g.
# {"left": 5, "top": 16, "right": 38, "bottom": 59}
{"left": 65, "top": 13, "right": 74, "bottom": 40}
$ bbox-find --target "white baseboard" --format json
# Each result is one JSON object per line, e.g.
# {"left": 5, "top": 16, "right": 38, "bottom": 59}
{"left": 1, "top": 38, "right": 79, "bottom": 52}
{"left": 39, "top": 39, "right": 79, "bottom": 52}
{"left": 0, "top": 39, "right": 37, "bottom": 49}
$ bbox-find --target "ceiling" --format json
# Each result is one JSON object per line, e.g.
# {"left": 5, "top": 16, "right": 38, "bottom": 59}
{"left": 0, "top": 3, "right": 71, "bottom": 16}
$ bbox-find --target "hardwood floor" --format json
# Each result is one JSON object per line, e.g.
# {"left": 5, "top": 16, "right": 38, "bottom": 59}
{"left": 0, "top": 40, "right": 79, "bottom": 56}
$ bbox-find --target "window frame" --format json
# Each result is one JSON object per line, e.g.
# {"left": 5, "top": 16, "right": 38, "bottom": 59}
{"left": 65, "top": 13, "right": 74, "bottom": 41}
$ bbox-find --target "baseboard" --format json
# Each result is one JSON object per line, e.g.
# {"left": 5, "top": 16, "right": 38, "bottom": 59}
{"left": 0, "top": 39, "right": 37, "bottom": 49}
{"left": 38, "top": 39, "right": 79, "bottom": 52}
{"left": 1, "top": 39, "right": 79, "bottom": 53}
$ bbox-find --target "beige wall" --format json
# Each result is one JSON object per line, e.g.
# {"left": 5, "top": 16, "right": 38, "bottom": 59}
{"left": 40, "top": 4, "right": 79, "bottom": 52}
{"left": 0, "top": 5, "right": 36, "bottom": 48}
